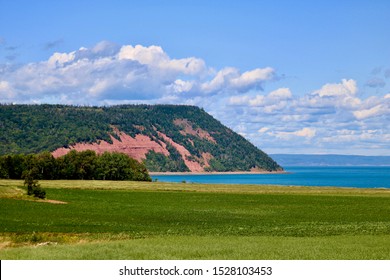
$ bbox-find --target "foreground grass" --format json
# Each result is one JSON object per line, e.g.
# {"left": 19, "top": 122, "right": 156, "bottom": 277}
{"left": 2, "top": 235, "right": 390, "bottom": 260}
{"left": 1, "top": 179, "right": 390, "bottom": 259}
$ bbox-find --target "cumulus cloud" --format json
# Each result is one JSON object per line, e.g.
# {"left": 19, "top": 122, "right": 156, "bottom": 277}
{"left": 229, "top": 88, "right": 292, "bottom": 109}
{"left": 313, "top": 79, "right": 357, "bottom": 97}
{"left": 301, "top": 79, "right": 362, "bottom": 110}
{"left": 216, "top": 78, "right": 389, "bottom": 155}
{"left": 0, "top": 41, "right": 275, "bottom": 104}
{"left": 353, "top": 104, "right": 388, "bottom": 120}
{"left": 200, "top": 67, "right": 274, "bottom": 94}
{"left": 118, "top": 44, "right": 206, "bottom": 76}
{"left": 48, "top": 51, "right": 76, "bottom": 66}
{"left": 271, "top": 127, "right": 316, "bottom": 140}
{"left": 229, "top": 68, "right": 274, "bottom": 91}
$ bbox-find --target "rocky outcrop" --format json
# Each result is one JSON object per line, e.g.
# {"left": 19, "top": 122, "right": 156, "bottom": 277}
{"left": 174, "top": 119, "right": 217, "bottom": 144}
{"left": 52, "top": 132, "right": 169, "bottom": 162}
{"left": 157, "top": 131, "right": 204, "bottom": 172}
{"left": 52, "top": 129, "right": 214, "bottom": 172}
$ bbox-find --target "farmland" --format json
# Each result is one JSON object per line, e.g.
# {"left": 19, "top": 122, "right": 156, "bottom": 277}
{"left": 1, "top": 179, "right": 390, "bottom": 259}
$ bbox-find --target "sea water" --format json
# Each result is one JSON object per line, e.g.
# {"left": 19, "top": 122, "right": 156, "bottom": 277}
{"left": 151, "top": 166, "right": 390, "bottom": 189}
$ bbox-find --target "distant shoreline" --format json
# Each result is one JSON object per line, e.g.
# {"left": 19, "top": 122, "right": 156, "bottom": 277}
{"left": 149, "top": 170, "right": 288, "bottom": 175}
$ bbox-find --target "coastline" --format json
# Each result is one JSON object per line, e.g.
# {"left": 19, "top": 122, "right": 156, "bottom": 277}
{"left": 149, "top": 170, "right": 288, "bottom": 175}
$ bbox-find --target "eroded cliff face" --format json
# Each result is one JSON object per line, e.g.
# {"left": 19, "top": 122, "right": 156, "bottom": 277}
{"left": 52, "top": 133, "right": 168, "bottom": 161}
{"left": 52, "top": 124, "right": 215, "bottom": 172}
{"left": 174, "top": 119, "right": 216, "bottom": 144}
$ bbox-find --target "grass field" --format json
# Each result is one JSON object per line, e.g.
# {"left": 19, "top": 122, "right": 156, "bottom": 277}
{"left": 1, "top": 179, "right": 390, "bottom": 259}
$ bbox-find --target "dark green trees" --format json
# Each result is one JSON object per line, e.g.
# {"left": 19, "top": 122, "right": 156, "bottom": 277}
{"left": 57, "top": 150, "right": 98, "bottom": 180}
{"left": 0, "top": 151, "right": 151, "bottom": 181}
{"left": 95, "top": 152, "right": 151, "bottom": 181}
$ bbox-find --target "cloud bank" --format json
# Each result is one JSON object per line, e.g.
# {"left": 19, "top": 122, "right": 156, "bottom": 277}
{"left": 225, "top": 79, "right": 390, "bottom": 155}
{"left": 0, "top": 41, "right": 274, "bottom": 104}
{"left": 0, "top": 41, "right": 389, "bottom": 155}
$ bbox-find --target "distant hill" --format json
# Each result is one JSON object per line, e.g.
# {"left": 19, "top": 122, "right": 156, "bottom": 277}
{"left": 0, "top": 104, "right": 282, "bottom": 172}
{"left": 271, "top": 154, "right": 390, "bottom": 166}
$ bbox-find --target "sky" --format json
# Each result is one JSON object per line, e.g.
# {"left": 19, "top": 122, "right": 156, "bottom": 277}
{"left": 0, "top": 0, "right": 389, "bottom": 155}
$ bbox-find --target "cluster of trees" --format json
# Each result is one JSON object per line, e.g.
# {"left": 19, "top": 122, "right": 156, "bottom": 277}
{"left": 0, "top": 150, "right": 151, "bottom": 181}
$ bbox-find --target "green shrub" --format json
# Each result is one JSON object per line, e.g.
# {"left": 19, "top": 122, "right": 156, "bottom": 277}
{"left": 23, "top": 171, "right": 46, "bottom": 199}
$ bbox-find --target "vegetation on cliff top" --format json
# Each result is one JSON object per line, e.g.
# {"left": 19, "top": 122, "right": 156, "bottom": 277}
{"left": 0, "top": 104, "right": 282, "bottom": 172}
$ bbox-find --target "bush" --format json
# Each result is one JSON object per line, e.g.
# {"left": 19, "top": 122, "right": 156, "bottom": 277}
{"left": 23, "top": 171, "right": 46, "bottom": 199}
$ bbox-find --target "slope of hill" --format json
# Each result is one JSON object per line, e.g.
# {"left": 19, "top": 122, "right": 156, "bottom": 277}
{"left": 0, "top": 104, "right": 282, "bottom": 172}
{"left": 271, "top": 154, "right": 390, "bottom": 166}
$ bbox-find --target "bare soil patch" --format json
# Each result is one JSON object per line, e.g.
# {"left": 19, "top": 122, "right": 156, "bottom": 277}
{"left": 35, "top": 199, "right": 68, "bottom": 204}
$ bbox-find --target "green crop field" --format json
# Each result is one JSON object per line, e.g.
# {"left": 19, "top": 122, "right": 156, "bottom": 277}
{"left": 1, "top": 179, "right": 390, "bottom": 259}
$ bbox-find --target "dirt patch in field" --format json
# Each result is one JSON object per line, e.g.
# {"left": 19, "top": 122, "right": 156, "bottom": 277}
{"left": 35, "top": 199, "right": 68, "bottom": 204}
{"left": 0, "top": 241, "right": 11, "bottom": 249}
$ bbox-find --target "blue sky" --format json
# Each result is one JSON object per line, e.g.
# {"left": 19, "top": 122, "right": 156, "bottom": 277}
{"left": 1, "top": 0, "right": 389, "bottom": 155}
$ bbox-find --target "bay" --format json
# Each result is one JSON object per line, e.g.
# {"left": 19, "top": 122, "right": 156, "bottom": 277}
{"left": 151, "top": 166, "right": 390, "bottom": 189}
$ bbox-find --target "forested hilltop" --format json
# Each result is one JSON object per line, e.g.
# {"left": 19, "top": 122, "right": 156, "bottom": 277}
{"left": 0, "top": 104, "right": 282, "bottom": 172}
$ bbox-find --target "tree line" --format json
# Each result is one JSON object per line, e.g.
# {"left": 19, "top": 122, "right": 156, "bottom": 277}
{"left": 0, "top": 150, "right": 151, "bottom": 181}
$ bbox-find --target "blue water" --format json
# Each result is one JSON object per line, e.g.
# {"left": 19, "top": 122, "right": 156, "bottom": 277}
{"left": 152, "top": 166, "right": 390, "bottom": 189}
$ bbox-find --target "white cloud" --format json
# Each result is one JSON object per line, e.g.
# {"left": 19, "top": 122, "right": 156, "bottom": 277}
{"left": 0, "top": 41, "right": 275, "bottom": 104}
{"left": 118, "top": 44, "right": 166, "bottom": 64}
{"left": 201, "top": 67, "right": 238, "bottom": 93}
{"left": 273, "top": 127, "right": 316, "bottom": 139}
{"left": 353, "top": 104, "right": 387, "bottom": 120}
{"left": 268, "top": 87, "right": 292, "bottom": 99}
{"left": 47, "top": 51, "right": 77, "bottom": 67}
{"left": 301, "top": 79, "right": 361, "bottom": 110}
{"left": 229, "top": 87, "right": 292, "bottom": 113}
{"left": 229, "top": 95, "right": 251, "bottom": 105}
{"left": 294, "top": 127, "right": 316, "bottom": 138}
{"left": 258, "top": 127, "right": 270, "bottom": 133}
{"left": 169, "top": 79, "right": 195, "bottom": 93}
{"left": 118, "top": 44, "right": 206, "bottom": 76}
{"left": 0, "top": 81, "right": 15, "bottom": 99}
{"left": 200, "top": 66, "right": 274, "bottom": 94}
{"left": 215, "top": 78, "right": 389, "bottom": 155}
{"left": 248, "top": 95, "right": 265, "bottom": 106}
{"left": 313, "top": 78, "right": 357, "bottom": 97}
{"left": 88, "top": 79, "right": 111, "bottom": 96}
{"left": 0, "top": 80, "right": 10, "bottom": 91}
{"left": 229, "top": 67, "right": 274, "bottom": 91}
